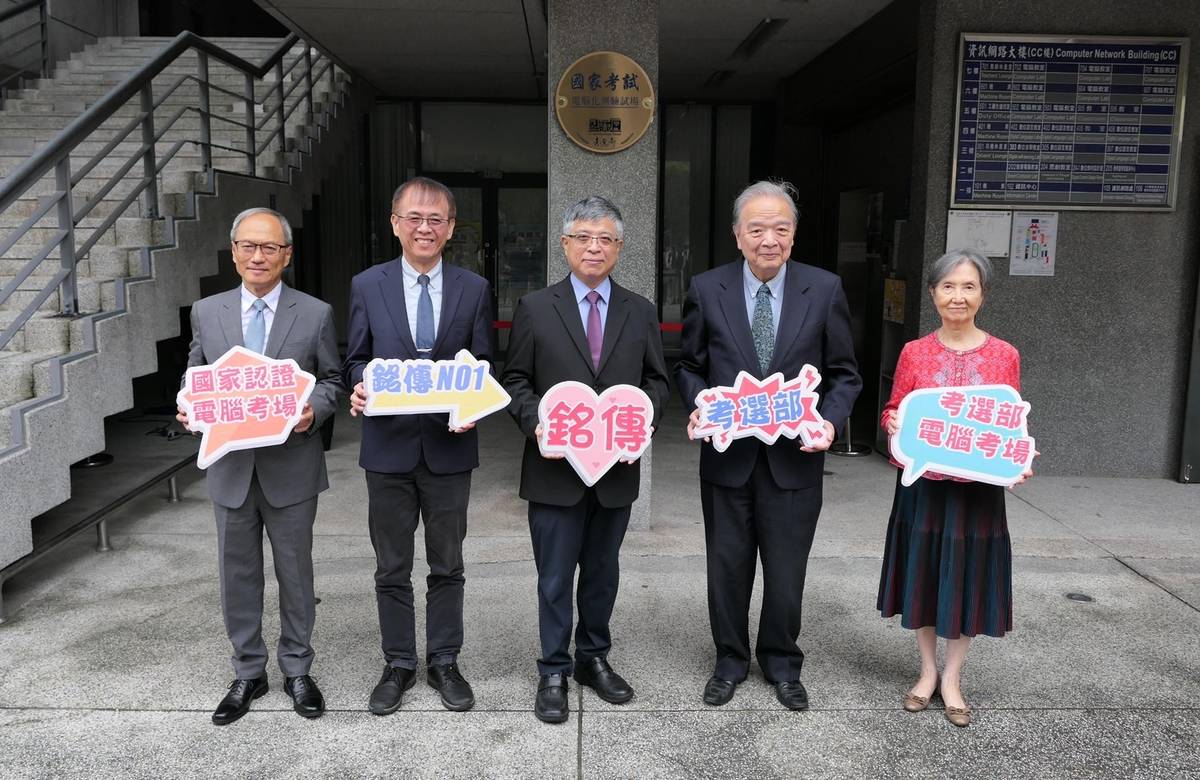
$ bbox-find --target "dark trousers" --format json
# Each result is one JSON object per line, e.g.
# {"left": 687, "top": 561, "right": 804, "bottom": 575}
{"left": 701, "top": 449, "right": 822, "bottom": 683}
{"left": 528, "top": 491, "right": 631, "bottom": 676}
{"left": 366, "top": 464, "right": 471, "bottom": 669}
{"left": 213, "top": 472, "right": 317, "bottom": 679}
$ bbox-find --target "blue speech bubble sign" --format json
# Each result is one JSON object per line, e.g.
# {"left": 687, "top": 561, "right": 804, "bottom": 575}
{"left": 890, "top": 384, "right": 1035, "bottom": 487}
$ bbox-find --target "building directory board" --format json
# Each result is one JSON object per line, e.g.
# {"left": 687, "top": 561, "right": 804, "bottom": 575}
{"left": 952, "top": 34, "right": 1189, "bottom": 211}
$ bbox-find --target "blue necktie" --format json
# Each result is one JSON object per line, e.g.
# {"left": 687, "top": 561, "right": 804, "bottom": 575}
{"left": 416, "top": 273, "right": 434, "bottom": 352}
{"left": 752, "top": 283, "right": 774, "bottom": 374}
{"left": 245, "top": 298, "right": 267, "bottom": 353}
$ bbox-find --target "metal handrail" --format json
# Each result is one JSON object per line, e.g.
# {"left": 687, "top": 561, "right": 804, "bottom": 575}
{"left": 0, "top": 32, "right": 298, "bottom": 213}
{"left": 0, "top": 0, "right": 42, "bottom": 23}
{"left": 0, "top": 0, "right": 48, "bottom": 101}
{"left": 0, "top": 31, "right": 342, "bottom": 352}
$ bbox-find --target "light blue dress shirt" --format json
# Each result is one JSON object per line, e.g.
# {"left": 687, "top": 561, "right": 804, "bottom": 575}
{"left": 401, "top": 256, "right": 442, "bottom": 345}
{"left": 742, "top": 260, "right": 785, "bottom": 337}
{"left": 240, "top": 281, "right": 282, "bottom": 342}
{"left": 570, "top": 273, "right": 610, "bottom": 333}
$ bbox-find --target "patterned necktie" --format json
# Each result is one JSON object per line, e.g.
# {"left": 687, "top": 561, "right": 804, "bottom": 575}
{"left": 585, "top": 290, "right": 603, "bottom": 371}
{"left": 416, "top": 273, "right": 434, "bottom": 352}
{"left": 752, "top": 283, "right": 774, "bottom": 374}
{"left": 245, "top": 298, "right": 267, "bottom": 353}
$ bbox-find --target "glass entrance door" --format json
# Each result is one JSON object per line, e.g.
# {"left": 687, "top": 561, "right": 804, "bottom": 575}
{"left": 431, "top": 174, "right": 547, "bottom": 355}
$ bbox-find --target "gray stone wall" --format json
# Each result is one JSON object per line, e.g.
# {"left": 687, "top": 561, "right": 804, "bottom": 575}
{"left": 547, "top": 0, "right": 659, "bottom": 301}
{"left": 908, "top": 0, "right": 1200, "bottom": 477}
{"left": 47, "top": 0, "right": 139, "bottom": 66}
{"left": 547, "top": 0, "right": 660, "bottom": 526}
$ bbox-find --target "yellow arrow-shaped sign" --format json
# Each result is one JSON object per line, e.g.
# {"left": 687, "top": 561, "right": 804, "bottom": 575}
{"left": 363, "top": 349, "right": 511, "bottom": 427}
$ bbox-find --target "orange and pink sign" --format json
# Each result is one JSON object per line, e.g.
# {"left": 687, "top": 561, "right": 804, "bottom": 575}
{"left": 537, "top": 381, "right": 654, "bottom": 487}
{"left": 177, "top": 346, "right": 316, "bottom": 469}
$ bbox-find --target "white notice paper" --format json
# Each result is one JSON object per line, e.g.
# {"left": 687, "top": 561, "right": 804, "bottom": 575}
{"left": 945, "top": 210, "right": 1011, "bottom": 257}
{"left": 1008, "top": 212, "right": 1057, "bottom": 276}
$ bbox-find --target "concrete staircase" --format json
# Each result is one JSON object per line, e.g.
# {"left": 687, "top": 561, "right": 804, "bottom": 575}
{"left": 0, "top": 36, "right": 357, "bottom": 569}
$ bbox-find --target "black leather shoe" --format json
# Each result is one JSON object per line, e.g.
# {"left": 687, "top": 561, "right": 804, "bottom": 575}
{"left": 427, "top": 661, "right": 475, "bottom": 712}
{"left": 573, "top": 657, "right": 634, "bottom": 704}
{"left": 212, "top": 677, "right": 268, "bottom": 725}
{"left": 285, "top": 674, "right": 325, "bottom": 719}
{"left": 702, "top": 676, "right": 737, "bottom": 706}
{"left": 775, "top": 679, "right": 810, "bottom": 711}
{"left": 369, "top": 665, "right": 416, "bottom": 715}
{"left": 535, "top": 674, "right": 569, "bottom": 724}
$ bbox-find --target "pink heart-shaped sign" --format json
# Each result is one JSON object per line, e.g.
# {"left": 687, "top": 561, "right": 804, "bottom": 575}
{"left": 537, "top": 381, "right": 655, "bottom": 487}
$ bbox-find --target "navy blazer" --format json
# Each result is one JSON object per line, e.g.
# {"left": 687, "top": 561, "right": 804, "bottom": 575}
{"left": 502, "top": 275, "right": 670, "bottom": 509}
{"left": 344, "top": 257, "right": 493, "bottom": 474}
{"left": 674, "top": 259, "right": 862, "bottom": 490}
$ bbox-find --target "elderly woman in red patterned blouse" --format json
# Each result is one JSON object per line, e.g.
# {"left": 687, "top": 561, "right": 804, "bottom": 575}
{"left": 877, "top": 248, "right": 1032, "bottom": 728}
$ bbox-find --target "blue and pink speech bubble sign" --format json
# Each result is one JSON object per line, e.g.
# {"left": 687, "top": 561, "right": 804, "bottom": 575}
{"left": 890, "top": 385, "right": 1035, "bottom": 487}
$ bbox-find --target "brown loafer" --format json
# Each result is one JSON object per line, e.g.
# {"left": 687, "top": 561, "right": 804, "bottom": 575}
{"left": 944, "top": 705, "right": 972, "bottom": 727}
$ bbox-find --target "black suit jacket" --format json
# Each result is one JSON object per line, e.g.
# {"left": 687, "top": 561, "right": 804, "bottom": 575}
{"left": 502, "top": 275, "right": 670, "bottom": 508}
{"left": 343, "top": 257, "right": 493, "bottom": 474}
{"left": 674, "top": 259, "right": 861, "bottom": 490}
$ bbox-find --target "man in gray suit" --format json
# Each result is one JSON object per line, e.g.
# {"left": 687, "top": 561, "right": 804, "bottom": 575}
{"left": 177, "top": 207, "right": 343, "bottom": 725}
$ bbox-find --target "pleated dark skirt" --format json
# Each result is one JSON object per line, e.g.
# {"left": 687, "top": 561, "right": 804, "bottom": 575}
{"left": 876, "top": 471, "right": 1013, "bottom": 639}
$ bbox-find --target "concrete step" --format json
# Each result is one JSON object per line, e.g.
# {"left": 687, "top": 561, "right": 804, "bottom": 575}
{"left": 0, "top": 311, "right": 73, "bottom": 353}
{"left": 0, "top": 349, "right": 58, "bottom": 409}
{"left": 0, "top": 218, "right": 168, "bottom": 260}
{"left": 0, "top": 275, "right": 107, "bottom": 314}
{"left": 0, "top": 246, "right": 133, "bottom": 277}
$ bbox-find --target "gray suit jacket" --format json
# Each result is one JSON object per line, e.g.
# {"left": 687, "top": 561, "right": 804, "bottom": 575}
{"left": 186, "top": 284, "right": 344, "bottom": 509}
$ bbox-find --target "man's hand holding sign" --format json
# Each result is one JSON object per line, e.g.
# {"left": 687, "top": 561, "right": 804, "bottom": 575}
{"left": 687, "top": 365, "right": 829, "bottom": 453}
{"left": 535, "top": 381, "right": 654, "bottom": 486}
{"left": 349, "top": 349, "right": 510, "bottom": 433}
{"left": 177, "top": 346, "right": 318, "bottom": 469}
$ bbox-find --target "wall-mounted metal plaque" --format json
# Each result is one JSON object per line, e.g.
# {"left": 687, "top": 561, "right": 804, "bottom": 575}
{"left": 554, "top": 51, "right": 655, "bottom": 154}
{"left": 951, "top": 34, "right": 1189, "bottom": 211}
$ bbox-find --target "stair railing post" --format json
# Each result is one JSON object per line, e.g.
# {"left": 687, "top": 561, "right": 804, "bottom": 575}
{"left": 303, "top": 47, "right": 314, "bottom": 126}
{"left": 38, "top": 0, "right": 49, "bottom": 78}
{"left": 327, "top": 58, "right": 335, "bottom": 108}
{"left": 243, "top": 73, "right": 256, "bottom": 176}
{"left": 54, "top": 157, "right": 78, "bottom": 315}
{"left": 273, "top": 58, "right": 286, "bottom": 171}
{"left": 197, "top": 50, "right": 212, "bottom": 187}
{"left": 138, "top": 83, "right": 159, "bottom": 218}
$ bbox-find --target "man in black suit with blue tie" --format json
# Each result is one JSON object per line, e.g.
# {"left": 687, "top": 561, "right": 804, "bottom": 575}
{"left": 502, "top": 196, "right": 669, "bottom": 723}
{"left": 675, "top": 181, "right": 861, "bottom": 711}
{"left": 344, "top": 177, "right": 493, "bottom": 715}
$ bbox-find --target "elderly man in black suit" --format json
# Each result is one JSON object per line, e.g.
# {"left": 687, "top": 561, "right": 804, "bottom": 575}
{"left": 674, "top": 181, "right": 861, "bottom": 711}
{"left": 502, "top": 196, "right": 669, "bottom": 723}
{"left": 344, "top": 177, "right": 493, "bottom": 715}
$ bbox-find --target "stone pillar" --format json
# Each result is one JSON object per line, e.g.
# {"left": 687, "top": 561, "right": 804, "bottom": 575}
{"left": 548, "top": 0, "right": 659, "bottom": 528}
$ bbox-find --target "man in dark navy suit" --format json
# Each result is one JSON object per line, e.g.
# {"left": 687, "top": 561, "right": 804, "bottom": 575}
{"left": 675, "top": 181, "right": 861, "bottom": 711}
{"left": 502, "top": 196, "right": 669, "bottom": 724}
{"left": 344, "top": 177, "right": 493, "bottom": 715}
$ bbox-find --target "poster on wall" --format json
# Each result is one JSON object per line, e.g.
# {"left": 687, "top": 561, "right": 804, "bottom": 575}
{"left": 945, "top": 209, "right": 1012, "bottom": 256}
{"left": 951, "top": 34, "right": 1189, "bottom": 211}
{"left": 1008, "top": 211, "right": 1058, "bottom": 276}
